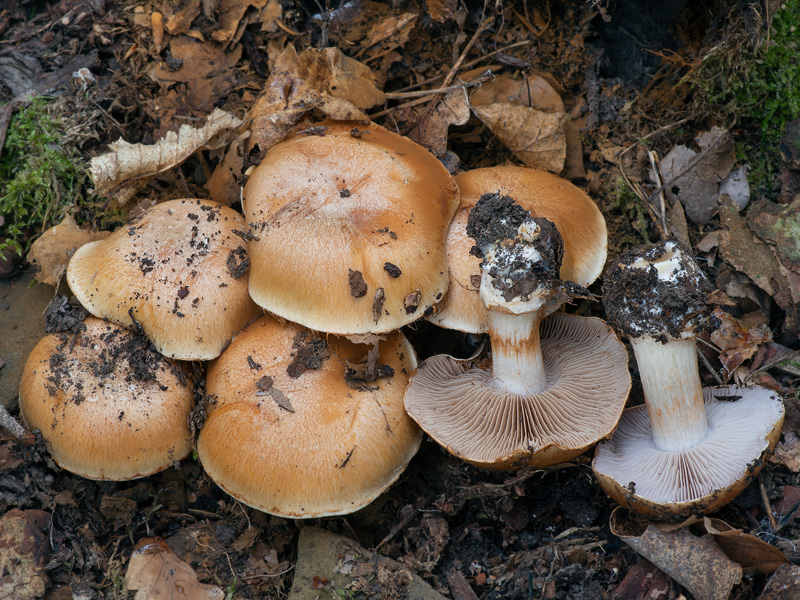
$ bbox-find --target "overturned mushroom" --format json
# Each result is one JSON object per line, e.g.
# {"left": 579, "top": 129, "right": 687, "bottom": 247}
{"left": 404, "top": 194, "right": 630, "bottom": 469}
{"left": 196, "top": 314, "right": 421, "bottom": 517}
{"left": 592, "top": 240, "right": 785, "bottom": 518}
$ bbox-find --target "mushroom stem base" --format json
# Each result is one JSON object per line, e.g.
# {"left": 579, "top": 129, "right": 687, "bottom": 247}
{"left": 631, "top": 336, "right": 707, "bottom": 452}
{"left": 488, "top": 310, "right": 546, "bottom": 395}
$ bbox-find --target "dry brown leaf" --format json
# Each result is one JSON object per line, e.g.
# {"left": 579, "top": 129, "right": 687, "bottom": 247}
{"left": 90, "top": 108, "right": 242, "bottom": 205}
{"left": 362, "top": 12, "right": 417, "bottom": 51}
{"left": 759, "top": 563, "right": 800, "bottom": 599}
{"left": 26, "top": 215, "right": 111, "bottom": 286}
{"left": 425, "top": 0, "right": 459, "bottom": 23}
{"left": 0, "top": 509, "right": 51, "bottom": 600}
{"left": 718, "top": 194, "right": 800, "bottom": 338}
{"left": 163, "top": 0, "right": 201, "bottom": 35}
{"left": 245, "top": 45, "right": 385, "bottom": 160}
{"left": 126, "top": 537, "right": 224, "bottom": 600}
{"left": 771, "top": 395, "right": 800, "bottom": 472}
{"left": 472, "top": 105, "right": 569, "bottom": 172}
{"left": 709, "top": 308, "right": 773, "bottom": 380}
{"left": 153, "top": 36, "right": 241, "bottom": 113}
{"left": 611, "top": 507, "right": 742, "bottom": 600}
{"left": 212, "top": 0, "right": 269, "bottom": 43}
{"left": 405, "top": 87, "right": 469, "bottom": 158}
{"left": 702, "top": 517, "right": 788, "bottom": 574}
{"left": 470, "top": 75, "right": 564, "bottom": 113}
{"left": 655, "top": 127, "right": 735, "bottom": 225}
{"left": 206, "top": 132, "right": 247, "bottom": 205}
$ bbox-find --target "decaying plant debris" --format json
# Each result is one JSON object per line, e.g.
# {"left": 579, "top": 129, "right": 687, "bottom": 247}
{"left": 2, "top": 0, "right": 800, "bottom": 599}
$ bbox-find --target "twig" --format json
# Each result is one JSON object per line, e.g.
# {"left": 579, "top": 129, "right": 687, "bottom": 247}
{"left": 384, "top": 78, "right": 489, "bottom": 100}
{"left": 760, "top": 473, "right": 779, "bottom": 532}
{"left": 746, "top": 348, "right": 800, "bottom": 382}
{"left": 0, "top": 404, "right": 27, "bottom": 439}
{"left": 617, "top": 164, "right": 666, "bottom": 239}
{"left": 696, "top": 346, "right": 724, "bottom": 385}
{"left": 618, "top": 112, "right": 705, "bottom": 158}
{"left": 646, "top": 150, "right": 669, "bottom": 236}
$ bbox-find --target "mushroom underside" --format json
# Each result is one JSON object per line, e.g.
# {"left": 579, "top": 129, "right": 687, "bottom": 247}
{"left": 404, "top": 313, "right": 630, "bottom": 468}
{"left": 592, "top": 386, "right": 784, "bottom": 513}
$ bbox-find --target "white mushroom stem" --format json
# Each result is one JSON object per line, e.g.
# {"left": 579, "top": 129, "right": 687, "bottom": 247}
{"left": 487, "top": 309, "right": 546, "bottom": 395}
{"left": 630, "top": 335, "right": 708, "bottom": 452}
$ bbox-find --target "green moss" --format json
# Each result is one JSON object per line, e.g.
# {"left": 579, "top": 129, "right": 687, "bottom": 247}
{"left": 0, "top": 97, "right": 88, "bottom": 254}
{"left": 690, "top": 0, "right": 800, "bottom": 197}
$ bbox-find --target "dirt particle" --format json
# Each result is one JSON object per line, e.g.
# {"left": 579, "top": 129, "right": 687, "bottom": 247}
{"left": 384, "top": 262, "right": 402, "bottom": 278}
{"left": 340, "top": 188, "right": 351, "bottom": 198}
{"left": 348, "top": 269, "right": 367, "bottom": 298}
{"left": 287, "top": 332, "right": 330, "bottom": 378}
{"left": 372, "top": 288, "right": 385, "bottom": 323}
{"left": 247, "top": 356, "right": 262, "bottom": 370}
{"left": 255, "top": 375, "right": 273, "bottom": 391}
{"left": 404, "top": 290, "right": 421, "bottom": 314}
{"left": 226, "top": 246, "right": 249, "bottom": 279}
{"left": 44, "top": 295, "right": 88, "bottom": 335}
{"left": 177, "top": 287, "right": 189, "bottom": 300}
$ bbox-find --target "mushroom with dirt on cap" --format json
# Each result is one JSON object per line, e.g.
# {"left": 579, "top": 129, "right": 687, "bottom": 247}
{"left": 66, "top": 198, "right": 262, "bottom": 361}
{"left": 19, "top": 317, "right": 194, "bottom": 480}
{"left": 404, "top": 191, "right": 631, "bottom": 469}
{"left": 196, "top": 314, "right": 422, "bottom": 518}
{"left": 242, "top": 120, "right": 459, "bottom": 337}
{"left": 592, "top": 240, "right": 785, "bottom": 519}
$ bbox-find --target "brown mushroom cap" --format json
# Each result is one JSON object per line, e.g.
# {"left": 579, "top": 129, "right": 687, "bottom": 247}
{"left": 66, "top": 199, "right": 262, "bottom": 360}
{"left": 592, "top": 386, "right": 784, "bottom": 519}
{"left": 404, "top": 314, "right": 630, "bottom": 469}
{"left": 242, "top": 121, "right": 459, "bottom": 335}
{"left": 196, "top": 314, "right": 421, "bottom": 517}
{"left": 430, "top": 166, "right": 606, "bottom": 333}
{"left": 19, "top": 318, "right": 194, "bottom": 480}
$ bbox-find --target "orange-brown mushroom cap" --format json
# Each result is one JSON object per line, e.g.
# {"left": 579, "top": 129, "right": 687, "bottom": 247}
{"left": 66, "top": 199, "right": 262, "bottom": 360}
{"left": 430, "top": 166, "right": 606, "bottom": 333}
{"left": 242, "top": 121, "right": 460, "bottom": 335}
{"left": 196, "top": 314, "right": 422, "bottom": 517}
{"left": 19, "top": 318, "right": 194, "bottom": 480}
{"left": 404, "top": 314, "right": 630, "bottom": 469}
{"left": 592, "top": 386, "right": 784, "bottom": 519}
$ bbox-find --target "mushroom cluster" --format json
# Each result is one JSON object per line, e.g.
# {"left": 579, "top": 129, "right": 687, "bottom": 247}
{"left": 19, "top": 120, "right": 459, "bottom": 517}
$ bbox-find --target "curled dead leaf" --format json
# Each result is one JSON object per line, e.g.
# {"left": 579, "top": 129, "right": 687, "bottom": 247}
{"left": 90, "top": 108, "right": 242, "bottom": 205}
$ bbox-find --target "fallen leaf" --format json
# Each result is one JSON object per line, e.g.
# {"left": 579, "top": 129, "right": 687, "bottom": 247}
{"left": 709, "top": 308, "right": 772, "bottom": 380}
{"left": 90, "top": 108, "right": 242, "bottom": 205}
{"left": 206, "top": 132, "right": 248, "bottom": 205}
{"left": 473, "top": 105, "right": 569, "bottom": 172}
{"left": 718, "top": 194, "right": 800, "bottom": 339}
{"left": 425, "top": 0, "right": 459, "bottom": 23}
{"left": 759, "top": 563, "right": 800, "bottom": 599}
{"left": 655, "top": 127, "right": 735, "bottom": 225}
{"left": 404, "top": 87, "right": 469, "bottom": 158}
{"left": 244, "top": 44, "right": 385, "bottom": 162}
{"left": 748, "top": 196, "right": 800, "bottom": 273}
{"left": 611, "top": 559, "right": 674, "bottom": 600}
{"left": 153, "top": 36, "right": 242, "bottom": 113}
{"left": 212, "top": 0, "right": 269, "bottom": 43}
{"left": 0, "top": 509, "right": 51, "bottom": 600}
{"left": 610, "top": 507, "right": 742, "bottom": 600}
{"left": 125, "top": 537, "right": 224, "bottom": 600}
{"left": 362, "top": 12, "right": 417, "bottom": 53}
{"left": 470, "top": 74, "right": 564, "bottom": 113}
{"left": 163, "top": 0, "right": 201, "bottom": 35}
{"left": 702, "top": 517, "right": 788, "bottom": 574}
{"left": 771, "top": 485, "right": 800, "bottom": 527}
{"left": 771, "top": 394, "right": 800, "bottom": 472}
{"left": 26, "top": 215, "right": 111, "bottom": 286}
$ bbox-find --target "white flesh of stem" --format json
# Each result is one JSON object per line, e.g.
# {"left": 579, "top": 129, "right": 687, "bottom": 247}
{"left": 630, "top": 336, "right": 707, "bottom": 451}
{"left": 488, "top": 309, "right": 546, "bottom": 395}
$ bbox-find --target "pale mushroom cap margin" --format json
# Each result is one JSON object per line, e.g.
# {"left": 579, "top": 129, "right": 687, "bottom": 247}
{"left": 592, "top": 386, "right": 784, "bottom": 519}
{"left": 243, "top": 121, "right": 460, "bottom": 335}
{"left": 430, "top": 166, "right": 607, "bottom": 333}
{"left": 19, "top": 318, "right": 194, "bottom": 480}
{"left": 404, "top": 313, "right": 630, "bottom": 469}
{"left": 67, "top": 199, "right": 262, "bottom": 361}
{"left": 197, "top": 314, "right": 422, "bottom": 518}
